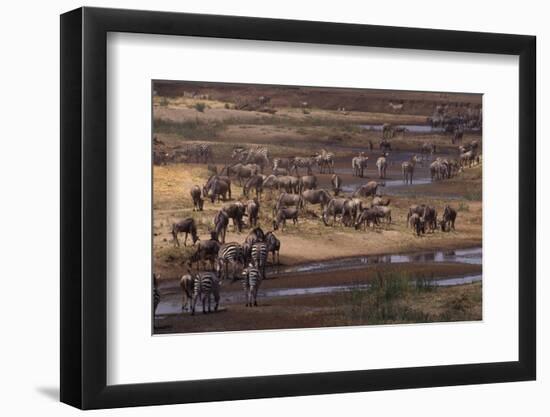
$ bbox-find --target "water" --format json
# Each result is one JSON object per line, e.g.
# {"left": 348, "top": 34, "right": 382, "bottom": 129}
{"left": 156, "top": 247, "right": 482, "bottom": 316}
{"left": 359, "top": 124, "right": 480, "bottom": 133}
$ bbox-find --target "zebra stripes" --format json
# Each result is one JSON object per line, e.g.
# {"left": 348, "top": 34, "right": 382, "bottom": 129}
{"left": 216, "top": 242, "right": 243, "bottom": 281}
{"left": 242, "top": 266, "right": 263, "bottom": 307}
{"left": 290, "top": 157, "right": 314, "bottom": 175}
{"left": 251, "top": 242, "right": 268, "bottom": 278}
{"left": 191, "top": 271, "right": 220, "bottom": 315}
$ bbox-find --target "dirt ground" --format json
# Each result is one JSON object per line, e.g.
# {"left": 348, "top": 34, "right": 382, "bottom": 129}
{"left": 152, "top": 82, "right": 483, "bottom": 333}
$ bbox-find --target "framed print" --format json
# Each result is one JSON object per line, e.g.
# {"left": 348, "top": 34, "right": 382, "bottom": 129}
{"left": 60, "top": 6, "right": 536, "bottom": 409}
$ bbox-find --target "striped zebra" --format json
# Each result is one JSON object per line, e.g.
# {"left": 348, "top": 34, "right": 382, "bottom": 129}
{"left": 251, "top": 241, "right": 268, "bottom": 279}
{"left": 290, "top": 157, "right": 314, "bottom": 176}
{"left": 316, "top": 150, "right": 335, "bottom": 174}
{"left": 153, "top": 273, "right": 161, "bottom": 314}
{"left": 191, "top": 271, "right": 220, "bottom": 315}
{"left": 272, "top": 157, "right": 291, "bottom": 170}
{"left": 216, "top": 242, "right": 244, "bottom": 281}
{"left": 241, "top": 265, "right": 263, "bottom": 307}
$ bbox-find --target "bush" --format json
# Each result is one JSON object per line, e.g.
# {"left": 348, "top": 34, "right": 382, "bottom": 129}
{"left": 194, "top": 102, "right": 206, "bottom": 112}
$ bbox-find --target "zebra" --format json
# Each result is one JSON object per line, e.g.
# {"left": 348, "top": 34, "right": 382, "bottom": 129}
{"left": 180, "top": 273, "right": 194, "bottom": 311}
{"left": 265, "top": 231, "right": 280, "bottom": 265}
{"left": 315, "top": 149, "right": 335, "bottom": 174}
{"left": 216, "top": 242, "right": 244, "bottom": 281}
{"left": 191, "top": 271, "right": 220, "bottom": 315}
{"left": 241, "top": 265, "right": 263, "bottom": 307}
{"left": 153, "top": 273, "right": 160, "bottom": 314}
{"left": 251, "top": 241, "right": 268, "bottom": 279}
{"left": 290, "top": 157, "right": 314, "bottom": 176}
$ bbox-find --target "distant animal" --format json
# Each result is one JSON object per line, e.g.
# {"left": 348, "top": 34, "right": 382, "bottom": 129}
{"left": 272, "top": 157, "right": 292, "bottom": 170}
{"left": 420, "top": 142, "right": 436, "bottom": 160}
{"left": 388, "top": 102, "right": 404, "bottom": 112}
{"left": 382, "top": 124, "right": 394, "bottom": 139}
{"left": 331, "top": 174, "right": 342, "bottom": 196}
{"left": 353, "top": 181, "right": 382, "bottom": 198}
{"left": 273, "top": 207, "right": 299, "bottom": 231}
{"left": 179, "top": 273, "right": 194, "bottom": 311}
{"left": 315, "top": 149, "right": 335, "bottom": 174}
{"left": 376, "top": 155, "right": 388, "bottom": 179}
{"left": 241, "top": 265, "right": 263, "bottom": 307}
{"left": 243, "top": 175, "right": 263, "bottom": 200}
{"left": 440, "top": 205, "right": 457, "bottom": 232}
{"left": 272, "top": 167, "right": 288, "bottom": 176}
{"left": 409, "top": 213, "right": 425, "bottom": 236}
{"left": 265, "top": 231, "right": 281, "bottom": 265}
{"left": 262, "top": 174, "right": 279, "bottom": 197}
{"left": 352, "top": 155, "right": 369, "bottom": 177}
{"left": 216, "top": 242, "right": 244, "bottom": 281}
{"left": 290, "top": 157, "right": 314, "bottom": 176}
{"left": 190, "top": 185, "right": 204, "bottom": 211}
{"left": 228, "top": 163, "right": 259, "bottom": 185}
{"left": 301, "top": 189, "right": 332, "bottom": 211}
{"left": 401, "top": 155, "right": 420, "bottom": 185}
{"left": 221, "top": 201, "right": 246, "bottom": 232}
{"left": 171, "top": 218, "right": 199, "bottom": 247}
{"left": 190, "top": 271, "right": 220, "bottom": 315}
{"left": 245, "top": 198, "right": 260, "bottom": 227}
{"left": 213, "top": 210, "right": 229, "bottom": 243}
{"left": 298, "top": 175, "right": 318, "bottom": 193}
{"left": 343, "top": 198, "right": 363, "bottom": 226}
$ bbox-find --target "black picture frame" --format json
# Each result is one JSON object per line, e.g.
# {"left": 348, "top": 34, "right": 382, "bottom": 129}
{"left": 60, "top": 6, "right": 536, "bottom": 410}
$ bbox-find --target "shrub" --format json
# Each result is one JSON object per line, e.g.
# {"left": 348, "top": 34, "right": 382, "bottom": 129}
{"left": 194, "top": 102, "right": 206, "bottom": 112}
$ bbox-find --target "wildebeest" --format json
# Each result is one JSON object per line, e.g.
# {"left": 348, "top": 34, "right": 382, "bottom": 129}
{"left": 207, "top": 178, "right": 231, "bottom": 203}
{"left": 440, "top": 205, "right": 457, "bottom": 231}
{"left": 298, "top": 175, "right": 317, "bottom": 193}
{"left": 245, "top": 226, "right": 265, "bottom": 245}
{"left": 228, "top": 163, "right": 259, "bottom": 185}
{"left": 262, "top": 174, "right": 279, "bottom": 197}
{"left": 277, "top": 175, "right": 300, "bottom": 194}
{"left": 352, "top": 155, "right": 369, "bottom": 177}
{"left": 188, "top": 239, "right": 220, "bottom": 270}
{"left": 420, "top": 142, "right": 436, "bottom": 160}
{"left": 376, "top": 155, "right": 388, "bottom": 179}
{"left": 272, "top": 167, "right": 288, "bottom": 176}
{"left": 265, "top": 231, "right": 280, "bottom": 265}
{"left": 354, "top": 208, "right": 380, "bottom": 230}
{"left": 245, "top": 198, "right": 260, "bottom": 227}
{"left": 402, "top": 155, "right": 421, "bottom": 185}
{"left": 243, "top": 175, "right": 264, "bottom": 200}
{"left": 171, "top": 218, "right": 199, "bottom": 247}
{"left": 274, "top": 192, "right": 303, "bottom": 214}
{"left": 422, "top": 205, "right": 438, "bottom": 232}
{"left": 322, "top": 198, "right": 350, "bottom": 226}
{"left": 382, "top": 123, "right": 394, "bottom": 139}
{"left": 371, "top": 196, "right": 391, "bottom": 207}
{"left": 352, "top": 181, "right": 382, "bottom": 198}
{"left": 343, "top": 198, "right": 363, "bottom": 226}
{"left": 379, "top": 138, "right": 392, "bottom": 152}
{"left": 372, "top": 205, "right": 392, "bottom": 225}
{"left": 409, "top": 213, "right": 425, "bottom": 236}
{"left": 232, "top": 146, "right": 269, "bottom": 173}
{"left": 272, "top": 157, "right": 292, "bottom": 170}
{"left": 331, "top": 174, "right": 342, "bottom": 196}
{"left": 221, "top": 201, "right": 246, "bottom": 232}
{"left": 203, "top": 174, "right": 231, "bottom": 196}
{"left": 190, "top": 185, "right": 204, "bottom": 211}
{"left": 301, "top": 189, "right": 332, "bottom": 211}
{"left": 272, "top": 207, "right": 299, "bottom": 231}
{"left": 212, "top": 210, "right": 229, "bottom": 243}
{"left": 407, "top": 204, "right": 426, "bottom": 227}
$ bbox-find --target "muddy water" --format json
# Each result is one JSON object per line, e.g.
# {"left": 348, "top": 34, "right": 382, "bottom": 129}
{"left": 359, "top": 124, "right": 481, "bottom": 133}
{"left": 156, "top": 247, "right": 482, "bottom": 316}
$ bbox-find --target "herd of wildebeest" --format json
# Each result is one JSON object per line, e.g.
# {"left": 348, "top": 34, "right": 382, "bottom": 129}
{"left": 153, "top": 127, "right": 481, "bottom": 316}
